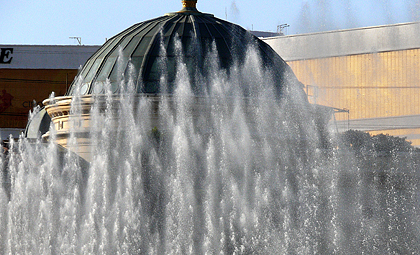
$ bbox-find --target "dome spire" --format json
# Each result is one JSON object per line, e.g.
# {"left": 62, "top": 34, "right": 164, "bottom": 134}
{"left": 178, "top": 0, "right": 200, "bottom": 13}
{"left": 182, "top": 0, "right": 197, "bottom": 8}
{"left": 167, "top": 0, "right": 210, "bottom": 16}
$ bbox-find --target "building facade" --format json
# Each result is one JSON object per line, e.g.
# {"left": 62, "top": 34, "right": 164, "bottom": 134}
{"left": 0, "top": 45, "right": 99, "bottom": 139}
{"left": 263, "top": 22, "right": 420, "bottom": 146}
{"left": 2, "top": 22, "right": 420, "bottom": 145}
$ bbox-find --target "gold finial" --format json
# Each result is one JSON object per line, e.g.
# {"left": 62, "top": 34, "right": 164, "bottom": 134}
{"left": 167, "top": 0, "right": 209, "bottom": 16}
{"left": 182, "top": 0, "right": 197, "bottom": 8}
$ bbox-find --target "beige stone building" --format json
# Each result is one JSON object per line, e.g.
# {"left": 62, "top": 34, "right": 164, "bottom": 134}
{"left": 263, "top": 22, "right": 420, "bottom": 146}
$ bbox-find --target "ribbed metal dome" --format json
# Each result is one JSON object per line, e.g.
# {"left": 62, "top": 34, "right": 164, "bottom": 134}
{"left": 67, "top": 1, "right": 295, "bottom": 96}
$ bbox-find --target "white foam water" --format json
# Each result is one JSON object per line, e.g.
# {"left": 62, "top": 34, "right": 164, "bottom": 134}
{"left": 1, "top": 40, "right": 419, "bottom": 254}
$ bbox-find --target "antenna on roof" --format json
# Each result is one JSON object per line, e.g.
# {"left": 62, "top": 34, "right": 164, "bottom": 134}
{"left": 69, "top": 37, "right": 82, "bottom": 45}
{"left": 277, "top": 24, "right": 290, "bottom": 35}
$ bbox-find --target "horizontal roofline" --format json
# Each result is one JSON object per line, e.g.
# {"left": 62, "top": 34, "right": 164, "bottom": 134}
{"left": 263, "top": 21, "right": 420, "bottom": 41}
{"left": 0, "top": 44, "right": 101, "bottom": 47}
{"left": 261, "top": 21, "right": 420, "bottom": 61}
{"left": 0, "top": 45, "right": 100, "bottom": 69}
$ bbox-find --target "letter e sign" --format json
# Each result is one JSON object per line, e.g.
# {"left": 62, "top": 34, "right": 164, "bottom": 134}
{"left": 0, "top": 48, "right": 13, "bottom": 64}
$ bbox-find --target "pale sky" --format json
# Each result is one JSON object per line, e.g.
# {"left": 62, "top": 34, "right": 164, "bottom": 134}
{"left": 1, "top": 0, "right": 419, "bottom": 45}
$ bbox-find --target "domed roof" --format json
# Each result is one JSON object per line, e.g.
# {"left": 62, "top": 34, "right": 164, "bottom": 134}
{"left": 67, "top": 1, "right": 296, "bottom": 96}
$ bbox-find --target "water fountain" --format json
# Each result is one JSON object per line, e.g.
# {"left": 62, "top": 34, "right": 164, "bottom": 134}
{"left": 1, "top": 1, "right": 419, "bottom": 254}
